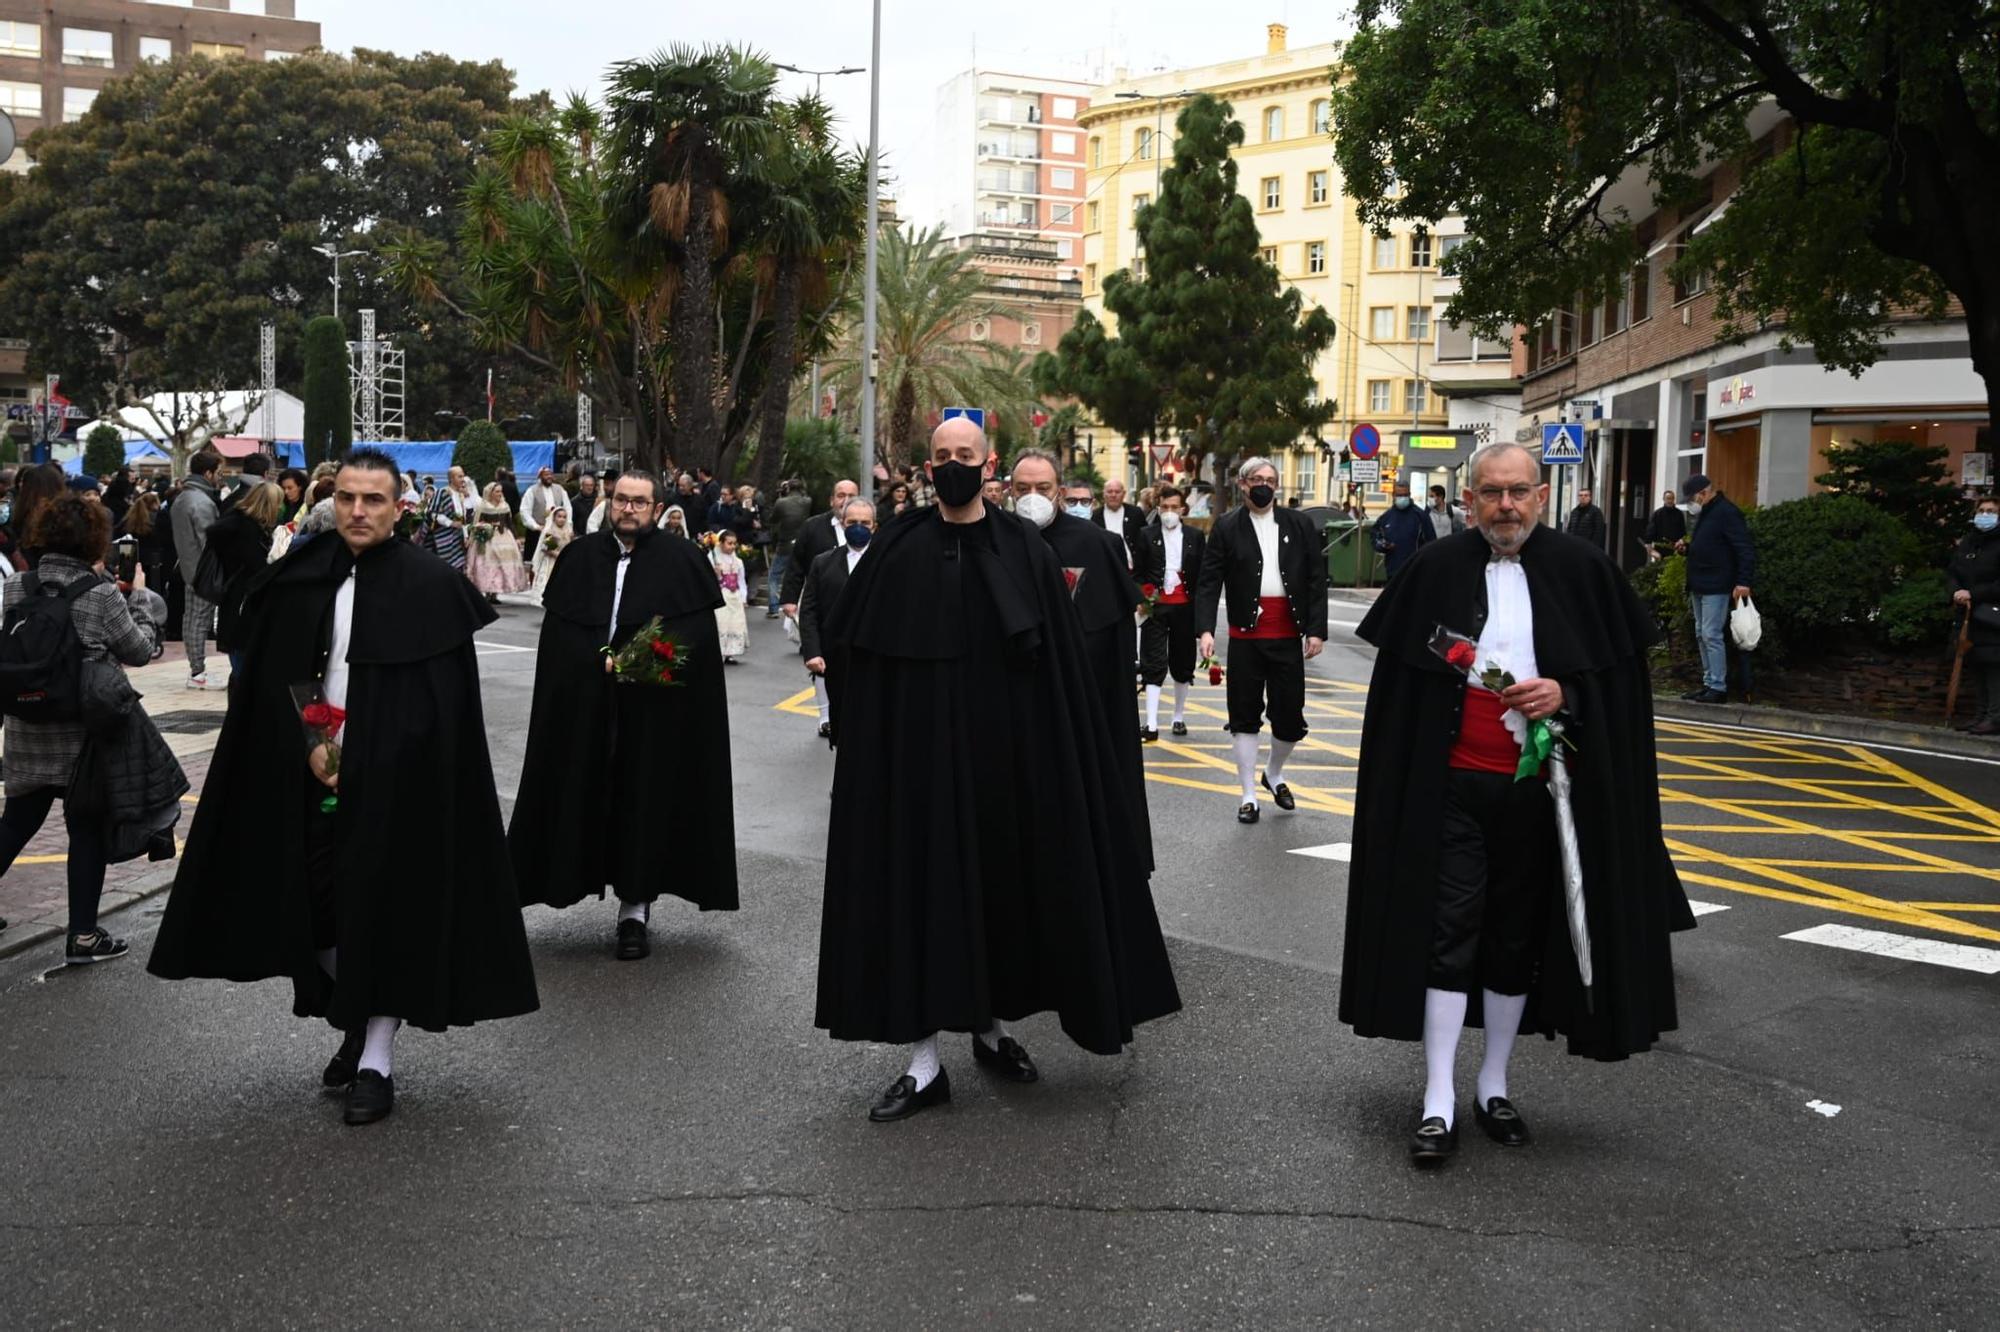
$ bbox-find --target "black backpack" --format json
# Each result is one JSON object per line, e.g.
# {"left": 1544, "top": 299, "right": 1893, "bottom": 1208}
{"left": 0, "top": 572, "right": 96, "bottom": 723}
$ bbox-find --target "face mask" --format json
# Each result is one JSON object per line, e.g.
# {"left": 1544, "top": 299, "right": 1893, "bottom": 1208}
{"left": 1976, "top": 513, "right": 1999, "bottom": 532}
{"left": 1686, "top": 500, "right": 1703, "bottom": 517}
{"left": 1015, "top": 493, "right": 1055, "bottom": 529}
{"left": 1160, "top": 510, "right": 1182, "bottom": 531}
{"left": 1248, "top": 484, "right": 1275, "bottom": 509}
{"left": 1066, "top": 502, "right": 1094, "bottom": 521}
{"left": 1394, "top": 496, "right": 1411, "bottom": 509}
{"left": 0, "top": 501, "right": 11, "bottom": 526}
{"left": 930, "top": 459, "right": 984, "bottom": 507}
{"left": 845, "top": 523, "right": 874, "bottom": 549}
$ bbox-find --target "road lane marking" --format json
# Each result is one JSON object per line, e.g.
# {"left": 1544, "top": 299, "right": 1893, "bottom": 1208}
{"left": 1666, "top": 835, "right": 2000, "bottom": 942}
{"left": 1288, "top": 843, "right": 1352, "bottom": 862}
{"left": 473, "top": 642, "right": 534, "bottom": 655}
{"left": 775, "top": 686, "right": 818, "bottom": 717}
{"left": 1783, "top": 923, "right": 2000, "bottom": 975}
{"left": 1687, "top": 900, "right": 1731, "bottom": 916}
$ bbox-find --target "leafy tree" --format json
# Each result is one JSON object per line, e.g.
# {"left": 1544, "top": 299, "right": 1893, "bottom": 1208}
{"left": 82, "top": 423, "right": 125, "bottom": 478}
{"left": 1814, "top": 438, "right": 1963, "bottom": 552}
{"left": 453, "top": 420, "right": 513, "bottom": 488}
{"left": 1046, "top": 95, "right": 1334, "bottom": 503}
{"left": 737, "top": 417, "right": 860, "bottom": 508}
{"left": 301, "top": 316, "right": 352, "bottom": 466}
{"left": 1332, "top": 0, "right": 2000, "bottom": 428}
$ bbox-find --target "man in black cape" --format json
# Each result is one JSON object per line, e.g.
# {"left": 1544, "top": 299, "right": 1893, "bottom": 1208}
{"left": 798, "top": 497, "right": 876, "bottom": 742}
{"left": 510, "top": 470, "right": 737, "bottom": 961}
{"left": 1010, "top": 449, "right": 1150, "bottom": 869}
{"left": 780, "top": 477, "right": 859, "bottom": 732}
{"left": 1340, "top": 443, "right": 1694, "bottom": 1164}
{"left": 817, "top": 419, "right": 1179, "bottom": 1123}
{"left": 148, "top": 448, "right": 538, "bottom": 1127}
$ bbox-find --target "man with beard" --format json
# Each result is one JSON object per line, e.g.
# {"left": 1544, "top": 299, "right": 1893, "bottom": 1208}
{"left": 816, "top": 419, "right": 1178, "bottom": 1122}
{"left": 510, "top": 471, "right": 737, "bottom": 960}
{"left": 798, "top": 499, "right": 876, "bottom": 740}
{"left": 1013, "top": 450, "right": 1149, "bottom": 865}
{"left": 1341, "top": 443, "right": 1693, "bottom": 1164}
{"left": 1134, "top": 484, "right": 1205, "bottom": 742}
{"left": 148, "top": 449, "right": 538, "bottom": 1126}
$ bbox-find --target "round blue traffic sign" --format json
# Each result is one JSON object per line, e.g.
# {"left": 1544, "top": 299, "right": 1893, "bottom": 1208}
{"left": 1350, "top": 422, "right": 1381, "bottom": 459}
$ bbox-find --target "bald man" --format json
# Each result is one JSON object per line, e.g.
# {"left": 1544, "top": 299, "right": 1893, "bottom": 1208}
{"left": 815, "top": 419, "right": 1179, "bottom": 1122}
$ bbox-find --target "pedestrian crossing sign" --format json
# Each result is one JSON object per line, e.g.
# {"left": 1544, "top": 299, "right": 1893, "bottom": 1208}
{"left": 1541, "top": 422, "right": 1585, "bottom": 464}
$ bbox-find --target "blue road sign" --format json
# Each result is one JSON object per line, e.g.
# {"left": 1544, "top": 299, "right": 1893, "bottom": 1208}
{"left": 1541, "top": 422, "right": 1586, "bottom": 465}
{"left": 1349, "top": 422, "right": 1381, "bottom": 459}
{"left": 942, "top": 406, "right": 986, "bottom": 431}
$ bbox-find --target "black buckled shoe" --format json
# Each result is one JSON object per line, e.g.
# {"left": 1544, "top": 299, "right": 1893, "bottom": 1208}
{"left": 1474, "top": 1096, "right": 1533, "bottom": 1147}
{"left": 817, "top": 721, "right": 832, "bottom": 739}
{"left": 344, "top": 1069, "right": 395, "bottom": 1126}
{"left": 1171, "top": 721, "right": 1187, "bottom": 737}
{"left": 1141, "top": 727, "right": 1159, "bottom": 743}
{"left": 1409, "top": 1115, "right": 1458, "bottom": 1164}
{"left": 1260, "top": 773, "right": 1296, "bottom": 811}
{"left": 869, "top": 1067, "right": 952, "bottom": 1123}
{"left": 971, "top": 1034, "right": 1039, "bottom": 1083}
{"left": 1237, "top": 801, "right": 1260, "bottom": 825}
{"left": 615, "top": 914, "right": 651, "bottom": 961}
{"left": 322, "top": 1028, "right": 366, "bottom": 1089}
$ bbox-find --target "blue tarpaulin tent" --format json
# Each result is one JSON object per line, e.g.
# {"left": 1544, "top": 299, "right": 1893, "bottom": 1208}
{"left": 63, "top": 440, "right": 172, "bottom": 475}
{"left": 273, "top": 441, "right": 559, "bottom": 479}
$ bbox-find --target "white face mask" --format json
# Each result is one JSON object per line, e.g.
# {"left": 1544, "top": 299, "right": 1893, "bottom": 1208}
{"left": 1014, "top": 492, "right": 1055, "bottom": 529}
{"left": 1686, "top": 500, "right": 1704, "bottom": 516}
{"left": 1160, "top": 510, "right": 1183, "bottom": 531}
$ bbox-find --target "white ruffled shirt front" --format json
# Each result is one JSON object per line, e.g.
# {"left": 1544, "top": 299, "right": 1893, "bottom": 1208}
{"left": 1474, "top": 557, "right": 1538, "bottom": 751}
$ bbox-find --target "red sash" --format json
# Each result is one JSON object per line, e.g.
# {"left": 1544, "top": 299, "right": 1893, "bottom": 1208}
{"left": 1158, "top": 582, "right": 1191, "bottom": 606}
{"left": 1448, "top": 687, "right": 1521, "bottom": 775}
{"left": 1231, "top": 595, "right": 1298, "bottom": 640}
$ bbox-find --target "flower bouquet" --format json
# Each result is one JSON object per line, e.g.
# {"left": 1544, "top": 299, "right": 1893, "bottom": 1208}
{"left": 394, "top": 500, "right": 425, "bottom": 542}
{"left": 1136, "top": 581, "right": 1160, "bottom": 618}
{"left": 290, "top": 682, "right": 347, "bottom": 815}
{"left": 1199, "top": 650, "right": 1224, "bottom": 686}
{"left": 1427, "top": 625, "right": 1576, "bottom": 779}
{"left": 468, "top": 522, "right": 496, "bottom": 549}
{"left": 542, "top": 533, "right": 563, "bottom": 556}
{"left": 604, "top": 615, "right": 688, "bottom": 687}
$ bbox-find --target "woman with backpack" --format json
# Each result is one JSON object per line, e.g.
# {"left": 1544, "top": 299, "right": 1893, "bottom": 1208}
{"left": 0, "top": 493, "right": 171, "bottom": 963}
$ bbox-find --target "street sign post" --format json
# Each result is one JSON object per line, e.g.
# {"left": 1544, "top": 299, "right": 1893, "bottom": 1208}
{"left": 941, "top": 406, "right": 986, "bottom": 431}
{"left": 1541, "top": 422, "right": 1586, "bottom": 465}
{"left": 1351, "top": 458, "right": 1380, "bottom": 487}
{"left": 1148, "top": 440, "right": 1172, "bottom": 470}
{"left": 1350, "top": 422, "right": 1381, "bottom": 459}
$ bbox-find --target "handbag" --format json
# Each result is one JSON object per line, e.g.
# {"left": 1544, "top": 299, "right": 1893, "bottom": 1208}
{"left": 1728, "top": 595, "right": 1763, "bottom": 651}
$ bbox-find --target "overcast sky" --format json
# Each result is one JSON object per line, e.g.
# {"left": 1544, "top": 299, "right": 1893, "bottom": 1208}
{"left": 316, "top": 3, "right": 1355, "bottom": 226}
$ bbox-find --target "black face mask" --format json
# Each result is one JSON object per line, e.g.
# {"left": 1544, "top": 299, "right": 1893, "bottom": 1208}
{"left": 1248, "top": 484, "right": 1276, "bottom": 509}
{"left": 931, "top": 460, "right": 985, "bottom": 507}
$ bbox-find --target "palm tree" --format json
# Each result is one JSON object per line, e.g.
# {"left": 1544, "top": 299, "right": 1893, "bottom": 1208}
{"left": 823, "top": 223, "right": 1041, "bottom": 468}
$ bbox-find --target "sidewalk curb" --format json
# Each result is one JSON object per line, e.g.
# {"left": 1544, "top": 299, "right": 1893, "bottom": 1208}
{"left": 0, "top": 862, "right": 179, "bottom": 963}
{"left": 1653, "top": 697, "right": 2000, "bottom": 759}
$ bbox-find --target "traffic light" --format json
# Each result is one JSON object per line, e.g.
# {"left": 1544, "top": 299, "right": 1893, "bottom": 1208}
{"left": 1127, "top": 442, "right": 1143, "bottom": 470}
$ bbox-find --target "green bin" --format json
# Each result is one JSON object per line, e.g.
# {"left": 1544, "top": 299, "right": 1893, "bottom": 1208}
{"left": 1323, "top": 519, "right": 1385, "bottom": 588}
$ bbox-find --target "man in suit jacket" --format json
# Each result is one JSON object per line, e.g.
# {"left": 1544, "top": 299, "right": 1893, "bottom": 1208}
{"left": 799, "top": 498, "right": 876, "bottom": 739}
{"left": 1094, "top": 478, "right": 1145, "bottom": 569}
{"left": 1134, "top": 483, "right": 1206, "bottom": 741}
{"left": 1195, "top": 457, "right": 1330, "bottom": 825}
{"left": 779, "top": 478, "right": 859, "bottom": 615}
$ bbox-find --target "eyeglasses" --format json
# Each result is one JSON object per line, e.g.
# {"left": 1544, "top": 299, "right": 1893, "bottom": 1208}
{"left": 609, "top": 496, "right": 655, "bottom": 510}
{"left": 1473, "top": 486, "right": 1538, "bottom": 504}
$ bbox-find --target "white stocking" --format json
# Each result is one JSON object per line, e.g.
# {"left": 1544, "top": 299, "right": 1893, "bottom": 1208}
{"left": 1171, "top": 680, "right": 1189, "bottom": 723}
{"left": 1422, "top": 987, "right": 1468, "bottom": 1127}
{"left": 1145, "top": 685, "right": 1162, "bottom": 730}
{"left": 359, "top": 1016, "right": 400, "bottom": 1078}
{"left": 1267, "top": 736, "right": 1297, "bottom": 785}
{"left": 1477, "top": 989, "right": 1529, "bottom": 1107}
{"left": 617, "top": 900, "right": 648, "bottom": 925}
{"left": 904, "top": 1034, "right": 940, "bottom": 1091}
{"left": 976, "top": 1019, "right": 1011, "bottom": 1051}
{"left": 1232, "top": 732, "right": 1260, "bottom": 804}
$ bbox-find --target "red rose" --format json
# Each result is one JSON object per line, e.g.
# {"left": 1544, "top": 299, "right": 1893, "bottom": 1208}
{"left": 1445, "top": 640, "right": 1477, "bottom": 668}
{"left": 659, "top": 669, "right": 674, "bottom": 684}
{"left": 302, "top": 702, "right": 334, "bottom": 728}
{"left": 1140, "top": 583, "right": 1158, "bottom": 598}
{"left": 1208, "top": 665, "right": 1225, "bottom": 686}
{"left": 651, "top": 640, "right": 673, "bottom": 659}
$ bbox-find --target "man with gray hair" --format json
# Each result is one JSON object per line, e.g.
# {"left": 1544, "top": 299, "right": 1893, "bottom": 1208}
{"left": 1193, "top": 456, "right": 1328, "bottom": 824}
{"left": 1342, "top": 442, "right": 1693, "bottom": 1165}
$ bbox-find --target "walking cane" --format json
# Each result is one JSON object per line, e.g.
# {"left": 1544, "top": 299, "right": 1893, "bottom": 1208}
{"left": 1944, "top": 609, "right": 1973, "bottom": 725}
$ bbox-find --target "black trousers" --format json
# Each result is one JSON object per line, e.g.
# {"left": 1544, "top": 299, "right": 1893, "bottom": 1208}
{"left": 1140, "top": 603, "right": 1196, "bottom": 686}
{"left": 0, "top": 788, "right": 108, "bottom": 935}
{"left": 303, "top": 787, "right": 341, "bottom": 951}
{"left": 1429, "top": 768, "right": 1552, "bottom": 996}
{"left": 1224, "top": 636, "right": 1307, "bottom": 741}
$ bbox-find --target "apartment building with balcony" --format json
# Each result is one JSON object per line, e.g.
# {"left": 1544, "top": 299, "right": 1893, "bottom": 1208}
{"left": 1517, "top": 104, "right": 1992, "bottom": 568}
{"left": 951, "top": 232, "right": 1080, "bottom": 359}
{"left": 928, "top": 67, "right": 1092, "bottom": 278}
{"left": 1076, "top": 22, "right": 1450, "bottom": 502}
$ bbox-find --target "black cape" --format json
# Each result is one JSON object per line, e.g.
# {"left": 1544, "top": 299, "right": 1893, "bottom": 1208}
{"left": 1037, "top": 511, "right": 1150, "bottom": 870}
{"left": 147, "top": 536, "right": 539, "bottom": 1032}
{"left": 510, "top": 527, "right": 738, "bottom": 911}
{"left": 815, "top": 503, "right": 1179, "bottom": 1054}
{"left": 1340, "top": 526, "right": 1694, "bottom": 1060}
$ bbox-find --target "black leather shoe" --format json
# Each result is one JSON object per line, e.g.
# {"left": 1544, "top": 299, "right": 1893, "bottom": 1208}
{"left": 1409, "top": 1115, "right": 1458, "bottom": 1163}
{"left": 1260, "top": 773, "right": 1296, "bottom": 811}
{"left": 344, "top": 1069, "right": 394, "bottom": 1125}
{"left": 1690, "top": 688, "right": 1729, "bottom": 704}
{"left": 1141, "top": 727, "right": 1159, "bottom": 743}
{"left": 869, "top": 1067, "right": 952, "bottom": 1122}
{"left": 971, "top": 1034, "right": 1039, "bottom": 1083}
{"left": 322, "top": 1028, "right": 365, "bottom": 1089}
{"left": 1473, "top": 1096, "right": 1532, "bottom": 1147}
{"left": 615, "top": 916, "right": 650, "bottom": 961}
{"left": 817, "top": 721, "right": 832, "bottom": 739}
{"left": 1237, "top": 801, "right": 1260, "bottom": 825}
{"left": 1171, "top": 721, "right": 1187, "bottom": 737}
{"left": 1679, "top": 687, "right": 1707, "bottom": 701}
{"left": 1968, "top": 720, "right": 2000, "bottom": 736}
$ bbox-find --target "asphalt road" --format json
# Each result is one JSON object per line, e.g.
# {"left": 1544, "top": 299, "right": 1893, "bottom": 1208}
{"left": 2, "top": 597, "right": 1996, "bottom": 1328}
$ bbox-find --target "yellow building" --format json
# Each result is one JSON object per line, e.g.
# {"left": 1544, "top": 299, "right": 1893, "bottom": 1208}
{"left": 1075, "top": 22, "right": 1449, "bottom": 503}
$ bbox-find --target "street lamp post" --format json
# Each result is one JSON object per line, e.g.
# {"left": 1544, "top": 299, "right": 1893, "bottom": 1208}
{"left": 773, "top": 61, "right": 865, "bottom": 95}
{"left": 775, "top": 59, "right": 866, "bottom": 454}
{"left": 859, "top": 0, "right": 881, "bottom": 506}
{"left": 312, "top": 244, "right": 364, "bottom": 322}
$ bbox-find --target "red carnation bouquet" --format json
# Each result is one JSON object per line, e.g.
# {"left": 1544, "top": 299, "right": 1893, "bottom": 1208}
{"left": 290, "top": 682, "right": 347, "bottom": 815}
{"left": 606, "top": 615, "right": 688, "bottom": 687}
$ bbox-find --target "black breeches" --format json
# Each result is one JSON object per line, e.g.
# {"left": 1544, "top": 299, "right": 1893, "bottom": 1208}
{"left": 1428, "top": 768, "right": 1552, "bottom": 996}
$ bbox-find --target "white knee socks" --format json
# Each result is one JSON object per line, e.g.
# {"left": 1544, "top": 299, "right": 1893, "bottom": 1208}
{"left": 359, "top": 1016, "right": 400, "bottom": 1078}
{"left": 1268, "top": 736, "right": 1297, "bottom": 785}
{"left": 1145, "top": 685, "right": 1162, "bottom": 730}
{"left": 1171, "top": 680, "right": 1188, "bottom": 723}
{"left": 905, "top": 1034, "right": 940, "bottom": 1091}
{"left": 1477, "top": 989, "right": 1529, "bottom": 1107}
{"left": 617, "top": 900, "right": 648, "bottom": 925}
{"left": 976, "top": 1019, "right": 1011, "bottom": 1052}
{"left": 1232, "top": 732, "right": 1260, "bottom": 804}
{"left": 1422, "top": 987, "right": 1468, "bottom": 1127}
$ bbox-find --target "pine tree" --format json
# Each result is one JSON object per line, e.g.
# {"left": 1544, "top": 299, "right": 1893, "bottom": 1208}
{"left": 301, "top": 316, "right": 351, "bottom": 466}
{"left": 82, "top": 422, "right": 125, "bottom": 478}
